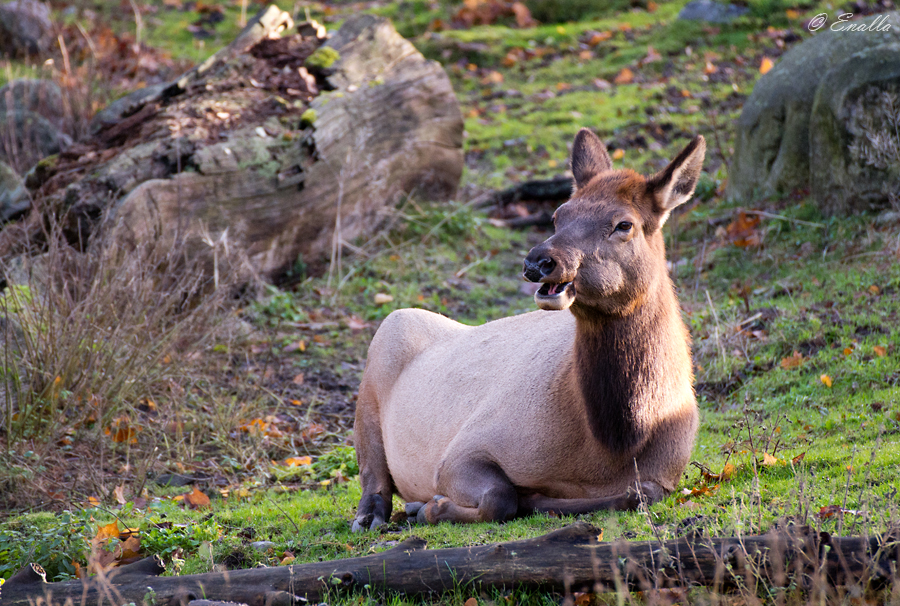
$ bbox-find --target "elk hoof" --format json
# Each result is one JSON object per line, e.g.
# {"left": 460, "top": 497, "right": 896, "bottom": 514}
{"left": 351, "top": 494, "right": 387, "bottom": 532}
{"left": 405, "top": 501, "right": 425, "bottom": 517}
{"left": 419, "top": 495, "right": 450, "bottom": 524}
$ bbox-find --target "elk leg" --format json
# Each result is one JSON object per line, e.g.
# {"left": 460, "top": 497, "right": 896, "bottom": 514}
{"left": 351, "top": 385, "right": 394, "bottom": 532}
{"left": 422, "top": 460, "right": 518, "bottom": 524}
{"left": 518, "top": 481, "right": 667, "bottom": 516}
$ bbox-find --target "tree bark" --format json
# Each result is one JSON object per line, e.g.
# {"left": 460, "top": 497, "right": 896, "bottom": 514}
{"left": 3, "top": 523, "right": 898, "bottom": 606}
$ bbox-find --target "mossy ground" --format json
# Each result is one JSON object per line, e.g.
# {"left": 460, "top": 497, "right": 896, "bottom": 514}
{"left": 2, "top": 0, "right": 899, "bottom": 603}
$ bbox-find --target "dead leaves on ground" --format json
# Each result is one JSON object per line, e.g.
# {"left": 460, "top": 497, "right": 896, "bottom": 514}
{"left": 85, "top": 519, "right": 144, "bottom": 575}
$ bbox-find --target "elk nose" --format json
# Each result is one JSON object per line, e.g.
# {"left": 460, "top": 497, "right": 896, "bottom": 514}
{"left": 523, "top": 255, "right": 556, "bottom": 282}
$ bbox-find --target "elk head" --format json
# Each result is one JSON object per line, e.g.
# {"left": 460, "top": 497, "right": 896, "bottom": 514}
{"left": 523, "top": 129, "right": 706, "bottom": 316}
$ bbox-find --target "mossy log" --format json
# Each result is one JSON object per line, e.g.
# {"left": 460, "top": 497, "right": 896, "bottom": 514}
{"left": 3, "top": 523, "right": 898, "bottom": 606}
{"left": 0, "top": 7, "right": 463, "bottom": 281}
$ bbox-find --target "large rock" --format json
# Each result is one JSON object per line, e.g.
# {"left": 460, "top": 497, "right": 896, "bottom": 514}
{"left": 0, "top": 0, "right": 53, "bottom": 57}
{"left": 0, "top": 109, "right": 71, "bottom": 172}
{"left": 0, "top": 79, "right": 66, "bottom": 127}
{"left": 728, "top": 12, "right": 899, "bottom": 206}
{"left": 809, "top": 44, "right": 900, "bottom": 213}
{"left": 0, "top": 161, "right": 31, "bottom": 223}
{"left": 12, "top": 8, "right": 463, "bottom": 282}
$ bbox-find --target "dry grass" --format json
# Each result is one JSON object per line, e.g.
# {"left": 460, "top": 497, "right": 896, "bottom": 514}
{"left": 0, "top": 215, "right": 257, "bottom": 507}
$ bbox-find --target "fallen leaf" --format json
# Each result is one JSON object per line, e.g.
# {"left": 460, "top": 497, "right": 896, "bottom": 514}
{"left": 292, "top": 373, "right": 305, "bottom": 385}
{"left": 726, "top": 211, "right": 761, "bottom": 247}
{"left": 780, "top": 351, "right": 804, "bottom": 369}
{"left": 843, "top": 347, "right": 853, "bottom": 356}
{"left": 117, "top": 535, "right": 142, "bottom": 563}
{"left": 480, "top": 70, "right": 504, "bottom": 85}
{"left": 374, "top": 293, "right": 394, "bottom": 305}
{"left": 284, "top": 456, "right": 313, "bottom": 467}
{"left": 759, "top": 57, "right": 775, "bottom": 74}
{"left": 700, "top": 462, "right": 735, "bottom": 482}
{"left": 465, "top": 598, "right": 478, "bottom": 606}
{"left": 874, "top": 345, "right": 887, "bottom": 357}
{"left": 792, "top": 452, "right": 806, "bottom": 465}
{"left": 613, "top": 67, "right": 634, "bottom": 84}
{"left": 586, "top": 31, "right": 613, "bottom": 46}
{"left": 95, "top": 520, "right": 120, "bottom": 542}
{"left": 817, "top": 504, "right": 844, "bottom": 519}
{"left": 612, "top": 149, "right": 625, "bottom": 160}
{"left": 283, "top": 341, "right": 306, "bottom": 353}
{"left": 869, "top": 284, "right": 881, "bottom": 295}
{"left": 647, "top": 1, "right": 658, "bottom": 11}
{"left": 761, "top": 452, "right": 779, "bottom": 466}
{"left": 703, "top": 61, "right": 717, "bottom": 74}
{"left": 574, "top": 593, "right": 594, "bottom": 606}
{"left": 114, "top": 485, "right": 127, "bottom": 506}
{"left": 786, "top": 8, "right": 800, "bottom": 18}
{"left": 820, "top": 374, "right": 832, "bottom": 388}
{"left": 184, "top": 487, "right": 211, "bottom": 509}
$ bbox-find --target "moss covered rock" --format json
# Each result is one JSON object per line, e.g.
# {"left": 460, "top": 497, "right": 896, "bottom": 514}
{"left": 728, "top": 12, "right": 899, "bottom": 207}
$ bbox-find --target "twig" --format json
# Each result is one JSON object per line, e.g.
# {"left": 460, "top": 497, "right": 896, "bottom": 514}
{"left": 741, "top": 209, "right": 825, "bottom": 229}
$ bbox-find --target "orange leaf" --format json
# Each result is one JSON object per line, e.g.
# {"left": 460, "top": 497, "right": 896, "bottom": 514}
{"left": 284, "top": 456, "right": 313, "bottom": 467}
{"left": 759, "top": 57, "right": 775, "bottom": 74}
{"left": 703, "top": 61, "right": 717, "bottom": 74}
{"left": 612, "top": 149, "right": 625, "bottom": 160}
{"left": 586, "top": 31, "right": 613, "bottom": 46}
{"left": 792, "top": 452, "right": 806, "bottom": 465}
{"left": 613, "top": 67, "right": 634, "bottom": 84}
{"left": 725, "top": 212, "right": 761, "bottom": 247}
{"left": 780, "top": 351, "right": 804, "bottom": 369}
{"left": 820, "top": 374, "right": 832, "bottom": 388}
{"left": 647, "top": 1, "right": 658, "bottom": 11}
{"left": 292, "top": 373, "right": 305, "bottom": 385}
{"left": 785, "top": 8, "right": 800, "bottom": 18}
{"left": 465, "top": 599, "right": 478, "bottom": 606}
{"left": 184, "top": 487, "right": 211, "bottom": 509}
{"left": 869, "top": 284, "right": 881, "bottom": 295}
{"left": 118, "top": 535, "right": 142, "bottom": 563}
{"left": 761, "top": 452, "right": 779, "bottom": 466}
{"left": 95, "top": 520, "right": 120, "bottom": 543}
{"left": 843, "top": 347, "right": 853, "bottom": 356}
{"left": 874, "top": 345, "right": 887, "bottom": 357}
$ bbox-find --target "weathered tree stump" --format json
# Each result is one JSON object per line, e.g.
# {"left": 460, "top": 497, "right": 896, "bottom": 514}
{"left": 0, "top": 6, "right": 464, "bottom": 282}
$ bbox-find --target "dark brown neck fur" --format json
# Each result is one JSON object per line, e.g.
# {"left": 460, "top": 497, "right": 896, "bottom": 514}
{"left": 570, "top": 276, "right": 675, "bottom": 454}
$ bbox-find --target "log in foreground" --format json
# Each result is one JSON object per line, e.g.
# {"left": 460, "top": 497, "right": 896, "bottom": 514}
{"left": 3, "top": 523, "right": 898, "bottom": 606}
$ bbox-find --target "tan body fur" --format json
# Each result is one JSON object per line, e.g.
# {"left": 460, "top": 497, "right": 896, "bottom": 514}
{"left": 352, "top": 129, "right": 706, "bottom": 529}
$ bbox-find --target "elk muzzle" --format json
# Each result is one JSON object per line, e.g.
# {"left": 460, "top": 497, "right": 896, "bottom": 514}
{"left": 523, "top": 246, "right": 576, "bottom": 311}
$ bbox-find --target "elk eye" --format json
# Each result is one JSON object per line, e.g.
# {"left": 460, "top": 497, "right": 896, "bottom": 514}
{"left": 615, "top": 221, "right": 633, "bottom": 232}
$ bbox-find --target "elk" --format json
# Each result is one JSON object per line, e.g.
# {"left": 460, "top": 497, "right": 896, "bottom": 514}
{"left": 351, "top": 129, "right": 703, "bottom": 530}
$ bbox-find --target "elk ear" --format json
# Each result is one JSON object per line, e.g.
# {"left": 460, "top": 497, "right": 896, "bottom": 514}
{"left": 571, "top": 128, "right": 612, "bottom": 190}
{"left": 646, "top": 135, "right": 706, "bottom": 225}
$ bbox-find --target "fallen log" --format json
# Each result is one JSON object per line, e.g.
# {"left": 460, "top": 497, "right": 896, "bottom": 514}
{"left": 0, "top": 6, "right": 464, "bottom": 282}
{"left": 473, "top": 175, "right": 573, "bottom": 209}
{"left": 3, "top": 523, "right": 898, "bottom": 606}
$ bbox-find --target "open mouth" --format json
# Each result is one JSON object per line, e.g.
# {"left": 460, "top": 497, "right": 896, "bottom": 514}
{"left": 534, "top": 281, "right": 575, "bottom": 310}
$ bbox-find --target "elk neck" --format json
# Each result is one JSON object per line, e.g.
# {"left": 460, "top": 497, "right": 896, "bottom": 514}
{"left": 567, "top": 271, "right": 680, "bottom": 455}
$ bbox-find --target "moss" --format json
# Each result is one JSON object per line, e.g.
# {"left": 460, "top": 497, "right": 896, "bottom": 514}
{"left": 305, "top": 46, "right": 341, "bottom": 71}
{"left": 300, "top": 108, "right": 317, "bottom": 127}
